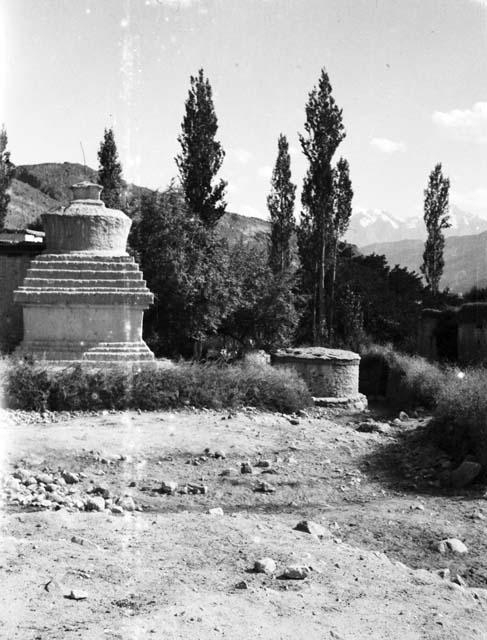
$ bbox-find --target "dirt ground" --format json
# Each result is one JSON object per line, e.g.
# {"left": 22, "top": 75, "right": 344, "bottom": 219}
{"left": 1, "top": 404, "right": 487, "bottom": 639}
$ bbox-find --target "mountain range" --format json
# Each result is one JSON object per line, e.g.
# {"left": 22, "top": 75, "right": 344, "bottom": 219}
{"left": 345, "top": 206, "right": 487, "bottom": 246}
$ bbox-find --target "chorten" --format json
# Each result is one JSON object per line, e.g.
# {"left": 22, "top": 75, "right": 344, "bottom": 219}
{"left": 14, "top": 182, "right": 154, "bottom": 364}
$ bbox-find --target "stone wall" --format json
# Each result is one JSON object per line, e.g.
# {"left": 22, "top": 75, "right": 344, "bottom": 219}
{"left": 271, "top": 347, "right": 360, "bottom": 399}
{"left": 457, "top": 303, "right": 487, "bottom": 365}
{"left": 0, "top": 242, "right": 43, "bottom": 351}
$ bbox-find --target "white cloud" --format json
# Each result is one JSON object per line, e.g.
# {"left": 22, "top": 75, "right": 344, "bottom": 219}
{"left": 432, "top": 102, "right": 487, "bottom": 142}
{"left": 370, "top": 137, "right": 406, "bottom": 153}
{"left": 451, "top": 188, "right": 487, "bottom": 215}
{"left": 231, "top": 148, "right": 252, "bottom": 164}
{"left": 258, "top": 165, "right": 272, "bottom": 179}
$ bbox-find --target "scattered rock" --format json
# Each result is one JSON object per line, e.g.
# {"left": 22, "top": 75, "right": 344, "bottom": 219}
{"left": 398, "top": 411, "right": 409, "bottom": 421}
{"left": 288, "top": 418, "right": 300, "bottom": 426}
{"left": 235, "top": 580, "right": 249, "bottom": 590}
{"left": 36, "top": 472, "right": 54, "bottom": 484}
{"left": 62, "top": 471, "right": 79, "bottom": 484}
{"left": 111, "top": 505, "right": 124, "bottom": 515}
{"left": 187, "top": 483, "right": 208, "bottom": 495}
{"left": 219, "top": 468, "right": 237, "bottom": 477}
{"left": 85, "top": 496, "right": 106, "bottom": 512}
{"left": 64, "top": 589, "right": 88, "bottom": 600}
{"left": 452, "top": 574, "right": 467, "bottom": 587}
{"left": 160, "top": 481, "right": 178, "bottom": 495}
{"left": 118, "top": 496, "right": 136, "bottom": 511}
{"left": 213, "top": 450, "right": 226, "bottom": 459}
{"left": 294, "top": 520, "right": 330, "bottom": 540}
{"left": 450, "top": 460, "right": 482, "bottom": 489}
{"left": 436, "top": 568, "right": 451, "bottom": 580}
{"left": 253, "top": 482, "right": 276, "bottom": 493}
{"left": 91, "top": 485, "right": 110, "bottom": 499}
{"left": 280, "top": 565, "right": 311, "bottom": 580}
{"left": 253, "top": 557, "right": 277, "bottom": 574}
{"left": 240, "top": 462, "right": 253, "bottom": 474}
{"left": 255, "top": 459, "right": 272, "bottom": 468}
{"left": 437, "top": 538, "right": 468, "bottom": 555}
{"left": 209, "top": 507, "right": 224, "bottom": 516}
{"left": 356, "top": 421, "right": 390, "bottom": 434}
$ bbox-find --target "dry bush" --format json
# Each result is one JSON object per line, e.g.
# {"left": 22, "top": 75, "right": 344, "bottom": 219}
{"left": 5, "top": 359, "right": 312, "bottom": 414}
{"left": 360, "top": 344, "right": 449, "bottom": 409}
{"left": 433, "top": 367, "right": 487, "bottom": 466}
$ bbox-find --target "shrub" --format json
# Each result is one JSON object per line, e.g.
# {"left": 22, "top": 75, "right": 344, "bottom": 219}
{"left": 360, "top": 344, "right": 448, "bottom": 409}
{"left": 4, "top": 359, "right": 313, "bottom": 414}
{"left": 433, "top": 367, "right": 487, "bottom": 467}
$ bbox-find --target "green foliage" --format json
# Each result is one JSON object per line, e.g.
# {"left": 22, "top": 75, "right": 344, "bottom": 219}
{"left": 220, "top": 243, "right": 299, "bottom": 352}
{"left": 131, "top": 185, "right": 231, "bottom": 357}
{"left": 433, "top": 367, "right": 487, "bottom": 466}
{"left": 337, "top": 252, "right": 425, "bottom": 350}
{"left": 298, "top": 67, "right": 349, "bottom": 345}
{"left": 463, "top": 286, "right": 487, "bottom": 302}
{"left": 420, "top": 163, "right": 450, "bottom": 296}
{"left": 0, "top": 125, "right": 15, "bottom": 230}
{"left": 360, "top": 344, "right": 449, "bottom": 409}
{"left": 97, "top": 128, "right": 124, "bottom": 210}
{"left": 176, "top": 68, "right": 227, "bottom": 228}
{"left": 267, "top": 134, "right": 296, "bottom": 274}
{"left": 5, "top": 360, "right": 313, "bottom": 414}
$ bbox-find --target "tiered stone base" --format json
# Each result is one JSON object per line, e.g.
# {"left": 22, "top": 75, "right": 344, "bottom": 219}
{"left": 314, "top": 393, "right": 368, "bottom": 411}
{"left": 14, "top": 254, "right": 154, "bottom": 365}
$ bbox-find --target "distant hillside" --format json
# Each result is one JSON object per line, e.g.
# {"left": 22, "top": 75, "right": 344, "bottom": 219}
{"left": 362, "top": 231, "right": 487, "bottom": 293}
{"left": 16, "top": 162, "right": 152, "bottom": 205}
{"left": 346, "top": 206, "right": 487, "bottom": 246}
{"left": 6, "top": 163, "right": 272, "bottom": 250}
{"left": 5, "top": 179, "right": 60, "bottom": 229}
{"left": 216, "top": 211, "right": 270, "bottom": 247}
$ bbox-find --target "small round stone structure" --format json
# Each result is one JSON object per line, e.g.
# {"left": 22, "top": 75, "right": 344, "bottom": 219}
{"left": 14, "top": 182, "right": 154, "bottom": 365}
{"left": 271, "top": 347, "right": 367, "bottom": 409}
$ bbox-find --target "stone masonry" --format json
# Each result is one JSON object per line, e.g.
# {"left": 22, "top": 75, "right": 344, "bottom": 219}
{"left": 14, "top": 182, "right": 154, "bottom": 364}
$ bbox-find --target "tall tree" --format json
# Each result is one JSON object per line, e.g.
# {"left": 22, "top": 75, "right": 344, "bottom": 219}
{"left": 97, "top": 128, "right": 124, "bottom": 209}
{"left": 420, "top": 163, "right": 450, "bottom": 296}
{"left": 267, "top": 134, "right": 296, "bottom": 274}
{"left": 0, "top": 125, "right": 14, "bottom": 230}
{"left": 132, "top": 183, "right": 231, "bottom": 358}
{"left": 298, "top": 68, "right": 346, "bottom": 344}
{"left": 328, "top": 157, "right": 353, "bottom": 339}
{"left": 176, "top": 68, "right": 227, "bottom": 228}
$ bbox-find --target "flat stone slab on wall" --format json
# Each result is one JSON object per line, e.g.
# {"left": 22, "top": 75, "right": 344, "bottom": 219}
{"left": 271, "top": 347, "right": 366, "bottom": 408}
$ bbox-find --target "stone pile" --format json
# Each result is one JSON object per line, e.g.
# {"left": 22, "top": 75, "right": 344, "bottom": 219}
{"left": 0, "top": 467, "right": 139, "bottom": 514}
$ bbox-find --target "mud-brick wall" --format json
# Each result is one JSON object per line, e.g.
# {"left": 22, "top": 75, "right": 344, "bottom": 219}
{"left": 458, "top": 303, "right": 487, "bottom": 365}
{"left": 0, "top": 247, "right": 41, "bottom": 351}
{"left": 417, "top": 310, "right": 441, "bottom": 360}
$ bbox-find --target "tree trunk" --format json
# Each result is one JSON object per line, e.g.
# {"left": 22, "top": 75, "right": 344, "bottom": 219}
{"left": 317, "top": 219, "right": 326, "bottom": 345}
{"left": 328, "top": 245, "right": 337, "bottom": 343}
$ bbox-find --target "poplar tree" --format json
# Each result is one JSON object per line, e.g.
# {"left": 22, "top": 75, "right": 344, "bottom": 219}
{"left": 328, "top": 157, "right": 353, "bottom": 338}
{"left": 176, "top": 68, "right": 227, "bottom": 228}
{"left": 267, "top": 134, "right": 296, "bottom": 274}
{"left": 0, "top": 125, "right": 14, "bottom": 230}
{"left": 97, "top": 128, "right": 124, "bottom": 209}
{"left": 420, "top": 163, "right": 450, "bottom": 296}
{"left": 298, "top": 68, "right": 346, "bottom": 345}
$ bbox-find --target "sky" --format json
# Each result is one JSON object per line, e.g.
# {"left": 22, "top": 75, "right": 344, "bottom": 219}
{"left": 2, "top": 0, "right": 487, "bottom": 221}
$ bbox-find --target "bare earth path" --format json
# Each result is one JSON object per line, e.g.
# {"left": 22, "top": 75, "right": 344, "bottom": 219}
{"left": 1, "top": 407, "right": 487, "bottom": 639}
